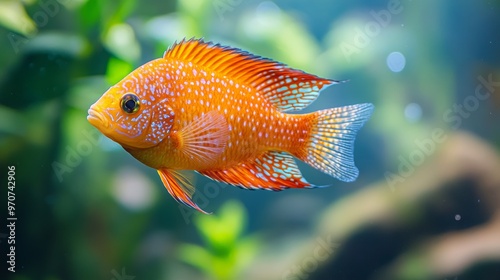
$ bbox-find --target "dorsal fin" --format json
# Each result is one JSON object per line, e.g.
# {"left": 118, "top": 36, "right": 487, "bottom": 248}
{"left": 163, "top": 38, "right": 337, "bottom": 111}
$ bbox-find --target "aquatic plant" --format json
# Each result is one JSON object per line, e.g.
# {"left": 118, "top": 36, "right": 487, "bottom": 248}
{"left": 177, "top": 200, "right": 260, "bottom": 280}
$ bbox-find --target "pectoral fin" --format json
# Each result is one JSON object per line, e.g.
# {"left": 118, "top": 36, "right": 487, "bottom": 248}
{"left": 175, "top": 111, "right": 229, "bottom": 164}
{"left": 157, "top": 169, "right": 210, "bottom": 214}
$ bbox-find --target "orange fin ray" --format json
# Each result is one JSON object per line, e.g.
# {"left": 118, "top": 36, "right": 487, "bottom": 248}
{"left": 200, "top": 151, "right": 312, "bottom": 191}
{"left": 157, "top": 169, "right": 210, "bottom": 214}
{"left": 297, "top": 103, "right": 374, "bottom": 182}
{"left": 176, "top": 111, "right": 229, "bottom": 164}
{"left": 163, "top": 38, "right": 336, "bottom": 111}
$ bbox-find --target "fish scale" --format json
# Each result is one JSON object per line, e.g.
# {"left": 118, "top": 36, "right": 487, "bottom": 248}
{"left": 137, "top": 60, "right": 308, "bottom": 170}
{"left": 87, "top": 38, "right": 374, "bottom": 213}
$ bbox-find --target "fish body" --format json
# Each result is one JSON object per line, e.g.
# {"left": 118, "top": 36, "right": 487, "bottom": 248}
{"left": 88, "top": 38, "right": 374, "bottom": 213}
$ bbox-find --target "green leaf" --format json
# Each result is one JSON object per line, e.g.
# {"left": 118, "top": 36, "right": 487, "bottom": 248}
{"left": 236, "top": 7, "right": 321, "bottom": 73}
{"left": 79, "top": 0, "right": 101, "bottom": 30}
{"left": 24, "top": 32, "right": 89, "bottom": 57}
{"left": 177, "top": 201, "right": 260, "bottom": 280}
{"left": 177, "top": 0, "right": 211, "bottom": 20}
{"left": 105, "top": 0, "right": 137, "bottom": 28}
{"left": 0, "top": 1, "right": 36, "bottom": 36}
{"left": 195, "top": 200, "right": 246, "bottom": 251}
{"left": 106, "top": 57, "right": 134, "bottom": 85}
{"left": 233, "top": 234, "right": 261, "bottom": 273}
{"left": 219, "top": 200, "right": 245, "bottom": 243}
{"left": 177, "top": 0, "right": 212, "bottom": 36}
{"left": 0, "top": 105, "right": 25, "bottom": 136}
{"left": 177, "top": 244, "right": 213, "bottom": 274}
{"left": 103, "top": 23, "right": 141, "bottom": 63}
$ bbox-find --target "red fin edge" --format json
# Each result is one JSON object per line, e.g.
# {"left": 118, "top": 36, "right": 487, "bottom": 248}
{"left": 200, "top": 151, "right": 311, "bottom": 191}
{"left": 157, "top": 169, "right": 210, "bottom": 214}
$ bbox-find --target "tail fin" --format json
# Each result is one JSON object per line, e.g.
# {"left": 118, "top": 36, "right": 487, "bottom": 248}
{"left": 297, "top": 103, "right": 374, "bottom": 182}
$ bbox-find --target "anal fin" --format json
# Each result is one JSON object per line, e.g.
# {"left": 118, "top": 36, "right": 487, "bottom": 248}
{"left": 200, "top": 151, "right": 311, "bottom": 191}
{"left": 157, "top": 169, "right": 209, "bottom": 214}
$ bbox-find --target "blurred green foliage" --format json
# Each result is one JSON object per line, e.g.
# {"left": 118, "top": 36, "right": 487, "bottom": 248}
{"left": 178, "top": 201, "right": 260, "bottom": 280}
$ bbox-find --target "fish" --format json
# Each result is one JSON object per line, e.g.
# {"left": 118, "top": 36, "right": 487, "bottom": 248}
{"left": 87, "top": 38, "right": 374, "bottom": 213}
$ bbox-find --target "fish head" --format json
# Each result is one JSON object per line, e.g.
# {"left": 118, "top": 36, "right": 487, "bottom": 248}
{"left": 87, "top": 61, "right": 174, "bottom": 149}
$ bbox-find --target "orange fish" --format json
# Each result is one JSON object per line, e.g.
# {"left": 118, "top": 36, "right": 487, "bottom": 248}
{"left": 87, "top": 38, "right": 373, "bottom": 213}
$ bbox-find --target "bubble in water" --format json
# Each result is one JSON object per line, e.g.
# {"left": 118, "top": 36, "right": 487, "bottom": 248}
{"left": 404, "top": 103, "right": 422, "bottom": 122}
{"left": 112, "top": 168, "right": 156, "bottom": 211}
{"left": 256, "top": 1, "right": 280, "bottom": 15}
{"left": 455, "top": 214, "right": 461, "bottom": 221}
{"left": 386, "top": 51, "right": 406, "bottom": 72}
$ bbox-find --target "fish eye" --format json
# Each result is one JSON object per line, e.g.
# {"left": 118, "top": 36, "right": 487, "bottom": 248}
{"left": 120, "top": 93, "right": 140, "bottom": 114}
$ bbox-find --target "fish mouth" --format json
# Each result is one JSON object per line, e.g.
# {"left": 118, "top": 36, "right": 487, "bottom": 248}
{"left": 87, "top": 106, "right": 109, "bottom": 130}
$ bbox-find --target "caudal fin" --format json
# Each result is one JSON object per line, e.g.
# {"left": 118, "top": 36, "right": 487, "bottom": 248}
{"left": 298, "top": 103, "right": 374, "bottom": 182}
